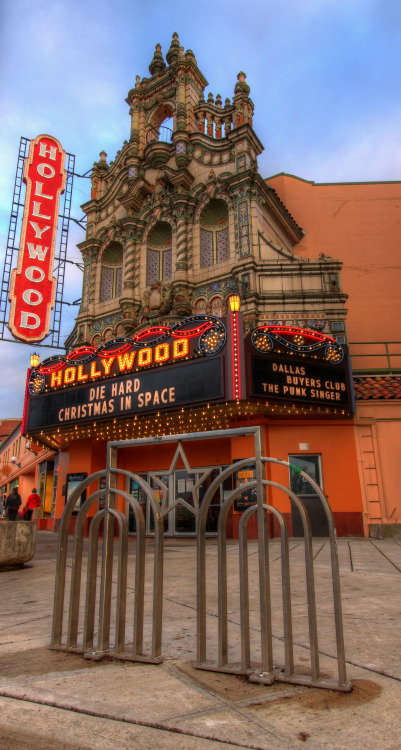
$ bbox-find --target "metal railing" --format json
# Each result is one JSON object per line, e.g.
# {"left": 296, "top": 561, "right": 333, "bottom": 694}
{"left": 51, "top": 427, "right": 351, "bottom": 691}
{"left": 146, "top": 126, "right": 173, "bottom": 145}
{"left": 350, "top": 341, "right": 401, "bottom": 374}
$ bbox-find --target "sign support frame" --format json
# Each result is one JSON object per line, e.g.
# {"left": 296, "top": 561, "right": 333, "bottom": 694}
{"left": 0, "top": 136, "right": 78, "bottom": 349}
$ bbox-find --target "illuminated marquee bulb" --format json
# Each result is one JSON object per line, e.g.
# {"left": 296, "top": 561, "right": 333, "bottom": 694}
{"left": 173, "top": 338, "right": 189, "bottom": 358}
{"left": 155, "top": 343, "right": 170, "bottom": 363}
{"left": 64, "top": 367, "right": 76, "bottom": 384}
{"left": 138, "top": 348, "right": 152, "bottom": 366}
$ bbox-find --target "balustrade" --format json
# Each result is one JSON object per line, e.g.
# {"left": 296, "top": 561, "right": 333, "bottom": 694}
{"left": 146, "top": 125, "right": 173, "bottom": 145}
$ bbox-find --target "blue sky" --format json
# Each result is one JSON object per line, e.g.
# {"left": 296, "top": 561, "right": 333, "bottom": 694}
{"left": 1, "top": 0, "right": 401, "bottom": 418}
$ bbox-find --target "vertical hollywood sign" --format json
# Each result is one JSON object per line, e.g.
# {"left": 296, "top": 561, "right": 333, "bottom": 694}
{"left": 8, "top": 134, "right": 66, "bottom": 342}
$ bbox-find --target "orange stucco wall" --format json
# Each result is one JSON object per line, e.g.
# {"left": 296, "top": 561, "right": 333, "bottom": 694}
{"left": 267, "top": 174, "right": 401, "bottom": 344}
{"left": 17, "top": 472, "right": 36, "bottom": 507}
{"left": 55, "top": 439, "right": 107, "bottom": 522}
{"left": 119, "top": 437, "right": 232, "bottom": 473}
{"left": 265, "top": 420, "right": 362, "bottom": 513}
{"left": 54, "top": 421, "right": 363, "bottom": 538}
{"left": 354, "top": 401, "right": 401, "bottom": 531}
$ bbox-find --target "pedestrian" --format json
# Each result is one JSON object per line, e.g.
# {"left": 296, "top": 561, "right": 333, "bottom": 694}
{"left": 23, "top": 488, "right": 41, "bottom": 520}
{"left": 5, "top": 487, "right": 22, "bottom": 521}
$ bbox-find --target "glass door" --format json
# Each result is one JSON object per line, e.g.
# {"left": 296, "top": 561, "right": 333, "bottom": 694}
{"left": 129, "top": 473, "right": 170, "bottom": 535}
{"left": 174, "top": 467, "right": 223, "bottom": 536}
{"left": 128, "top": 475, "right": 147, "bottom": 534}
{"left": 174, "top": 470, "right": 196, "bottom": 534}
{"left": 288, "top": 454, "right": 328, "bottom": 537}
{"left": 198, "top": 467, "right": 222, "bottom": 533}
{"left": 148, "top": 474, "right": 169, "bottom": 534}
{"left": 128, "top": 467, "right": 224, "bottom": 537}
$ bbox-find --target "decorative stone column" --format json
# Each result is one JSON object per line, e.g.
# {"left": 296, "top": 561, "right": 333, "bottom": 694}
{"left": 176, "top": 72, "right": 186, "bottom": 131}
{"left": 186, "top": 217, "right": 193, "bottom": 272}
{"left": 175, "top": 212, "right": 188, "bottom": 278}
{"left": 88, "top": 248, "right": 99, "bottom": 312}
{"left": 80, "top": 250, "right": 92, "bottom": 312}
{"left": 123, "top": 234, "right": 136, "bottom": 290}
{"left": 77, "top": 242, "right": 100, "bottom": 316}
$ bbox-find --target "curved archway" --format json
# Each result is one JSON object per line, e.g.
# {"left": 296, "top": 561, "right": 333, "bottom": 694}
{"left": 146, "top": 103, "right": 175, "bottom": 144}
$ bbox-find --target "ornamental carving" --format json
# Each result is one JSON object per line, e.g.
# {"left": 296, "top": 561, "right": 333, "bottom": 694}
{"left": 172, "top": 284, "right": 192, "bottom": 316}
{"left": 142, "top": 282, "right": 173, "bottom": 318}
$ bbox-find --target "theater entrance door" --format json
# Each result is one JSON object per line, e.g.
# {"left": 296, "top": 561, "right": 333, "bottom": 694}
{"left": 127, "top": 466, "right": 224, "bottom": 537}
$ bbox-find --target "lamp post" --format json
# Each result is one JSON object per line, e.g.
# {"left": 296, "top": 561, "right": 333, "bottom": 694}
{"left": 228, "top": 295, "right": 242, "bottom": 400}
{"left": 228, "top": 294, "right": 240, "bottom": 313}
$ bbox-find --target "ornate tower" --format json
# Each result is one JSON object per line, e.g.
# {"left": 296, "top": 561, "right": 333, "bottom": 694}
{"left": 68, "top": 34, "right": 346, "bottom": 348}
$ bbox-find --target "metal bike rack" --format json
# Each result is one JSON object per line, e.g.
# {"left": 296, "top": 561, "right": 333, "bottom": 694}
{"left": 51, "top": 427, "right": 351, "bottom": 691}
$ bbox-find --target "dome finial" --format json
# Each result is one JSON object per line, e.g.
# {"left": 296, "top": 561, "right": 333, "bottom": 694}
{"left": 166, "top": 32, "right": 180, "bottom": 65}
{"left": 235, "top": 71, "right": 250, "bottom": 96}
{"left": 149, "top": 43, "right": 166, "bottom": 76}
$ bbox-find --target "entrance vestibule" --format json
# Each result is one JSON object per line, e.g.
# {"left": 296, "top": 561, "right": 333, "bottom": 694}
{"left": 127, "top": 466, "right": 228, "bottom": 536}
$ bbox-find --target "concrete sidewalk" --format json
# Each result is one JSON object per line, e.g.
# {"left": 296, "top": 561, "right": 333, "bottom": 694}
{"left": 0, "top": 532, "right": 401, "bottom": 749}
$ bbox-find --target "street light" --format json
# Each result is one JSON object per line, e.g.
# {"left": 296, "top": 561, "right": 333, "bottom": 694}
{"left": 30, "top": 353, "right": 40, "bottom": 368}
{"left": 228, "top": 295, "right": 240, "bottom": 313}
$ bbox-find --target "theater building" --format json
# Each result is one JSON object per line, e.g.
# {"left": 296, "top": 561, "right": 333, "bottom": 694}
{"left": 0, "top": 420, "right": 57, "bottom": 523}
{"left": 21, "top": 36, "right": 401, "bottom": 538}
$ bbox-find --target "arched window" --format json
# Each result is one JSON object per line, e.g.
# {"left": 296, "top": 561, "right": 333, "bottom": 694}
{"left": 211, "top": 297, "right": 223, "bottom": 318}
{"left": 194, "top": 298, "right": 207, "bottom": 315}
{"left": 147, "top": 222, "right": 172, "bottom": 286}
{"left": 200, "top": 199, "right": 229, "bottom": 268}
{"left": 100, "top": 242, "right": 123, "bottom": 302}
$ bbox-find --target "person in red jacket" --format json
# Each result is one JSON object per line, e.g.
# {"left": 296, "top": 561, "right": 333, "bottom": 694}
{"left": 24, "top": 488, "right": 41, "bottom": 520}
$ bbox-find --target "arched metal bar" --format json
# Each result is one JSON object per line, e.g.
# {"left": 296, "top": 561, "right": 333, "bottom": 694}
{"left": 260, "top": 477, "right": 318, "bottom": 682}
{"left": 216, "top": 477, "right": 312, "bottom": 677}
{"left": 253, "top": 429, "right": 271, "bottom": 678}
{"left": 97, "top": 447, "right": 117, "bottom": 653}
{"left": 107, "top": 484, "right": 147, "bottom": 658}
{"left": 110, "top": 468, "right": 164, "bottom": 661}
{"left": 197, "top": 457, "right": 258, "bottom": 664}
{"left": 239, "top": 503, "right": 293, "bottom": 677}
{"left": 51, "top": 429, "right": 349, "bottom": 690}
{"left": 110, "top": 483, "right": 146, "bottom": 657}
{"left": 51, "top": 470, "right": 106, "bottom": 647}
{"left": 152, "top": 514, "right": 165, "bottom": 659}
{"left": 217, "top": 481, "right": 263, "bottom": 669}
{"left": 83, "top": 509, "right": 106, "bottom": 652}
{"left": 198, "top": 460, "right": 319, "bottom": 683}
{"left": 266, "top": 458, "right": 347, "bottom": 687}
{"left": 112, "top": 508, "right": 128, "bottom": 654}
{"left": 58, "top": 469, "right": 152, "bottom": 659}
{"left": 82, "top": 505, "right": 128, "bottom": 656}
{"left": 239, "top": 506, "right": 253, "bottom": 672}
{"left": 293, "top": 467, "right": 347, "bottom": 686}
{"left": 67, "top": 488, "right": 105, "bottom": 647}
{"left": 90, "top": 506, "right": 126, "bottom": 655}
{"left": 109, "top": 468, "right": 160, "bottom": 519}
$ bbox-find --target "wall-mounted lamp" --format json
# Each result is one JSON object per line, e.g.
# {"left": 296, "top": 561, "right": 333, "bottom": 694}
{"left": 10, "top": 456, "right": 21, "bottom": 469}
{"left": 30, "top": 353, "right": 40, "bottom": 368}
{"left": 229, "top": 295, "right": 240, "bottom": 313}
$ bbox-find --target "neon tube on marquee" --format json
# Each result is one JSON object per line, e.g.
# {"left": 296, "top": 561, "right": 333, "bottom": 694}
{"left": 28, "top": 316, "right": 227, "bottom": 395}
{"left": 8, "top": 134, "right": 66, "bottom": 342}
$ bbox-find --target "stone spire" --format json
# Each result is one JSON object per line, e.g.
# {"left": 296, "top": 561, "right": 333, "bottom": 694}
{"left": 149, "top": 43, "right": 166, "bottom": 76}
{"left": 166, "top": 32, "right": 180, "bottom": 65}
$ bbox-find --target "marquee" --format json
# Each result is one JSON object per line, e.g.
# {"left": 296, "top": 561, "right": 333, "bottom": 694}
{"left": 22, "top": 319, "right": 354, "bottom": 443}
